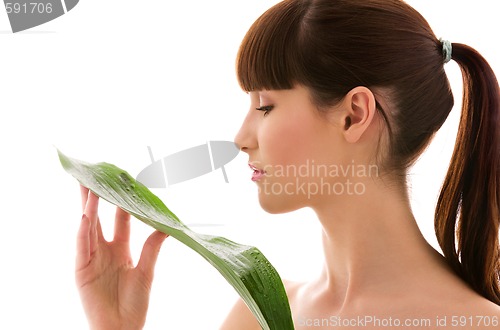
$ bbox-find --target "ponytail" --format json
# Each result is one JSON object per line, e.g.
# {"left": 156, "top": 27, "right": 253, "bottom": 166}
{"left": 435, "top": 43, "right": 500, "bottom": 304}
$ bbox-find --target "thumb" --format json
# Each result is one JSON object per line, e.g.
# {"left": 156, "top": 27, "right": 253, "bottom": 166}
{"left": 136, "top": 231, "right": 168, "bottom": 281}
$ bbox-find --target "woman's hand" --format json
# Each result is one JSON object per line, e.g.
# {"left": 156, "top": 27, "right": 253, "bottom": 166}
{"left": 76, "top": 186, "right": 168, "bottom": 330}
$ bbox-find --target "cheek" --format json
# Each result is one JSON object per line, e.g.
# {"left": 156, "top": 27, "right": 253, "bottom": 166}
{"left": 259, "top": 116, "right": 318, "bottom": 167}
{"left": 256, "top": 114, "right": 337, "bottom": 212}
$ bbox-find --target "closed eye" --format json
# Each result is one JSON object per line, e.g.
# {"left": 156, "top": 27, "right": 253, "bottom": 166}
{"left": 256, "top": 105, "right": 274, "bottom": 116}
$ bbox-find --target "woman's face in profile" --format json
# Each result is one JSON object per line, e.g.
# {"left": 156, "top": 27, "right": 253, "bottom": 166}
{"left": 235, "top": 84, "right": 356, "bottom": 214}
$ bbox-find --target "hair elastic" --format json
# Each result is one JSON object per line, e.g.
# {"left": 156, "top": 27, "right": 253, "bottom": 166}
{"left": 440, "top": 38, "right": 452, "bottom": 64}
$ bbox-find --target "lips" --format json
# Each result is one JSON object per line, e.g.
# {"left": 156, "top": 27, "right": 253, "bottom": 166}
{"left": 249, "top": 163, "right": 266, "bottom": 181}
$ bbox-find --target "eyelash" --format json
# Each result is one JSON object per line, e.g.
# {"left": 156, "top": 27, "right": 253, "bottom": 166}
{"left": 256, "top": 105, "right": 274, "bottom": 116}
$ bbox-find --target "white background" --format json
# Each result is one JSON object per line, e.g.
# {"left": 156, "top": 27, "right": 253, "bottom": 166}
{"left": 0, "top": 1, "right": 498, "bottom": 329}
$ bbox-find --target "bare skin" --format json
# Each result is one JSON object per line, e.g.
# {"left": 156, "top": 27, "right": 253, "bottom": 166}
{"left": 76, "top": 186, "right": 168, "bottom": 330}
{"left": 221, "top": 85, "right": 500, "bottom": 329}
{"left": 76, "top": 85, "right": 499, "bottom": 329}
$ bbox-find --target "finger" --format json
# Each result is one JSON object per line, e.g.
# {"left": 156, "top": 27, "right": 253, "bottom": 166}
{"left": 114, "top": 207, "right": 131, "bottom": 243}
{"left": 95, "top": 217, "right": 105, "bottom": 243}
{"left": 80, "top": 185, "right": 89, "bottom": 212}
{"left": 84, "top": 190, "right": 99, "bottom": 221}
{"left": 136, "top": 231, "right": 168, "bottom": 281}
{"left": 76, "top": 214, "right": 91, "bottom": 270}
{"left": 84, "top": 192, "right": 105, "bottom": 252}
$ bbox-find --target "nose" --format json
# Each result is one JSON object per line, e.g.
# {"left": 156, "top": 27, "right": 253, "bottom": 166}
{"left": 234, "top": 108, "right": 258, "bottom": 153}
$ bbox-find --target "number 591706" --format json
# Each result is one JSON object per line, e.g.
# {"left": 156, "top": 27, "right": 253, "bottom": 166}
{"left": 5, "top": 2, "right": 53, "bottom": 14}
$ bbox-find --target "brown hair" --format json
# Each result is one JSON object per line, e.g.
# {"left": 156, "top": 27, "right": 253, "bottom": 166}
{"left": 236, "top": 0, "right": 500, "bottom": 304}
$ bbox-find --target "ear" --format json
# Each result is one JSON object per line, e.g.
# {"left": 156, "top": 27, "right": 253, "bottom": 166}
{"left": 341, "top": 86, "right": 377, "bottom": 143}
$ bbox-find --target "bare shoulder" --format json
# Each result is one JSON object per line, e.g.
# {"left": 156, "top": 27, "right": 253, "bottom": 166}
{"left": 445, "top": 286, "right": 500, "bottom": 314}
{"left": 219, "top": 297, "right": 260, "bottom": 330}
{"left": 219, "top": 279, "right": 301, "bottom": 330}
{"left": 436, "top": 293, "right": 500, "bottom": 329}
{"left": 471, "top": 297, "right": 500, "bottom": 313}
{"left": 452, "top": 301, "right": 500, "bottom": 330}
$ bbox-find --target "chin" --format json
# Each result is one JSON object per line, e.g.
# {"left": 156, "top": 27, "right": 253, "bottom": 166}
{"left": 257, "top": 192, "right": 304, "bottom": 214}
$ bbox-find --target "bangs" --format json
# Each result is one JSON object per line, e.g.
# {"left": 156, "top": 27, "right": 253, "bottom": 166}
{"left": 236, "top": 1, "right": 305, "bottom": 92}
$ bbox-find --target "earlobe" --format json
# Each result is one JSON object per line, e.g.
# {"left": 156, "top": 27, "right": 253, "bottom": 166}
{"left": 343, "top": 87, "right": 377, "bottom": 143}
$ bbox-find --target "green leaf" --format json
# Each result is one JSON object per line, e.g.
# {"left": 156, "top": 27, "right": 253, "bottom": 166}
{"left": 58, "top": 149, "right": 294, "bottom": 330}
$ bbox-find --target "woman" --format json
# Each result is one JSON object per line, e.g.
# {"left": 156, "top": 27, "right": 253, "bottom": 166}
{"left": 76, "top": 0, "right": 500, "bottom": 329}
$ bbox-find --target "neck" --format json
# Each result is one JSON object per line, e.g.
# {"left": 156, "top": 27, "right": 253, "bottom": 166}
{"left": 310, "top": 176, "right": 443, "bottom": 312}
